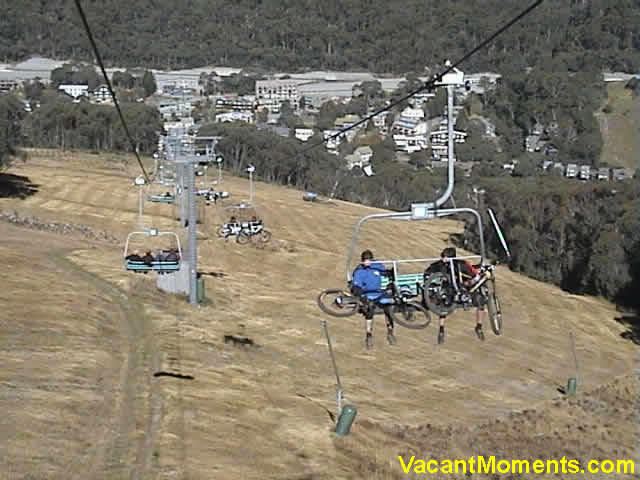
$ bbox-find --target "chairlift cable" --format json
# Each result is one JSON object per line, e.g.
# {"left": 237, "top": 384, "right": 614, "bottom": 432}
{"left": 290, "top": 0, "right": 544, "bottom": 162}
{"left": 72, "top": 0, "right": 151, "bottom": 184}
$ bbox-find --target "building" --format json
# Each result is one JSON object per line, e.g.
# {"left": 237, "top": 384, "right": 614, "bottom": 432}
{"left": 58, "top": 84, "right": 89, "bottom": 99}
{"left": 353, "top": 146, "right": 373, "bottom": 163}
{"left": 597, "top": 167, "right": 610, "bottom": 181}
{"left": 579, "top": 165, "right": 590, "bottom": 180}
{"left": 255, "top": 80, "right": 300, "bottom": 104}
{"left": 216, "top": 111, "right": 253, "bottom": 123}
{"left": 429, "top": 127, "right": 467, "bottom": 159}
{"left": 91, "top": 85, "right": 111, "bottom": 102}
{"left": 612, "top": 168, "right": 633, "bottom": 181}
{"left": 323, "top": 129, "right": 344, "bottom": 153}
{"left": 0, "top": 79, "right": 19, "bottom": 93}
{"left": 345, "top": 146, "right": 373, "bottom": 170}
{"left": 372, "top": 111, "right": 391, "bottom": 134}
{"left": 463, "top": 73, "right": 503, "bottom": 94}
{"left": 400, "top": 106, "right": 425, "bottom": 120}
{"left": 215, "top": 96, "right": 254, "bottom": 112}
{"left": 392, "top": 117, "right": 429, "bottom": 153}
{"left": 294, "top": 128, "right": 314, "bottom": 142}
{"left": 565, "top": 163, "right": 578, "bottom": 178}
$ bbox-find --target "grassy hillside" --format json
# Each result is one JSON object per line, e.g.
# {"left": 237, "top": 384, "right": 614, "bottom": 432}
{"left": 597, "top": 83, "right": 639, "bottom": 170}
{"left": 0, "top": 150, "right": 637, "bottom": 479}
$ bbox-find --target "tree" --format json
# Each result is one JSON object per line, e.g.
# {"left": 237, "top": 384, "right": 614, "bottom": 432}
{"left": 23, "top": 79, "right": 44, "bottom": 100}
{"left": 142, "top": 70, "right": 157, "bottom": 97}
{"left": 0, "top": 95, "right": 24, "bottom": 170}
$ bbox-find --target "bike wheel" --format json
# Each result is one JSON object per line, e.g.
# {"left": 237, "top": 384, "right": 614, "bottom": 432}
{"left": 259, "top": 230, "right": 272, "bottom": 243}
{"left": 216, "top": 225, "right": 226, "bottom": 238}
{"left": 387, "top": 301, "right": 431, "bottom": 329}
{"left": 237, "top": 231, "right": 250, "bottom": 244}
{"left": 317, "top": 289, "right": 360, "bottom": 317}
{"left": 422, "top": 272, "right": 456, "bottom": 316}
{"left": 486, "top": 280, "right": 503, "bottom": 335}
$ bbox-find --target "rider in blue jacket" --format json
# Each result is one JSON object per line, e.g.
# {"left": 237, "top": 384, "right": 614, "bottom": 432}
{"left": 351, "top": 249, "right": 396, "bottom": 350}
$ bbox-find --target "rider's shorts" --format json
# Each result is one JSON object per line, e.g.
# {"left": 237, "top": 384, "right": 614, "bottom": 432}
{"left": 472, "top": 290, "right": 487, "bottom": 310}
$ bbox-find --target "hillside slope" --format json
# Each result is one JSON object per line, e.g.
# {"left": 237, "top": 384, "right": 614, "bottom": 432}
{"left": 0, "top": 150, "right": 637, "bottom": 479}
{"left": 597, "top": 82, "right": 640, "bottom": 170}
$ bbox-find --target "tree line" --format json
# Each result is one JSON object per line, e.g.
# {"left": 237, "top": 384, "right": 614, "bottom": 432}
{"left": 1, "top": 0, "right": 638, "bottom": 74}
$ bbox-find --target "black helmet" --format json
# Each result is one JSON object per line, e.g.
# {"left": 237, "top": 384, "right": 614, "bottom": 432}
{"left": 361, "top": 249, "right": 374, "bottom": 261}
{"left": 441, "top": 247, "right": 456, "bottom": 258}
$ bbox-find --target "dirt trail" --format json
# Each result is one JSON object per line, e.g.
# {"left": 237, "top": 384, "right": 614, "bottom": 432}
{"left": 53, "top": 255, "right": 164, "bottom": 480}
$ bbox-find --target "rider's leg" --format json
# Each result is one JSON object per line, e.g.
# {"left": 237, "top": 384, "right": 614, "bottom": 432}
{"left": 363, "top": 298, "right": 374, "bottom": 349}
{"left": 473, "top": 293, "right": 486, "bottom": 341}
{"left": 384, "top": 308, "right": 396, "bottom": 345}
{"left": 438, "top": 314, "right": 446, "bottom": 344}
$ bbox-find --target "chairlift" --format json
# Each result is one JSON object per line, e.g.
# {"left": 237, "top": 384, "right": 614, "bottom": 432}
{"left": 321, "top": 202, "right": 510, "bottom": 333}
{"left": 148, "top": 190, "right": 176, "bottom": 203}
{"left": 123, "top": 228, "right": 182, "bottom": 273}
{"left": 217, "top": 202, "right": 271, "bottom": 244}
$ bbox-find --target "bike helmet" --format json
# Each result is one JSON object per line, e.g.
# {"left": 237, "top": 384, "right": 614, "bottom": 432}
{"left": 361, "top": 249, "right": 374, "bottom": 262}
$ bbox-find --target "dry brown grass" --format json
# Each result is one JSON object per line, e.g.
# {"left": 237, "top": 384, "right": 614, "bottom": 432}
{"left": 0, "top": 149, "right": 637, "bottom": 479}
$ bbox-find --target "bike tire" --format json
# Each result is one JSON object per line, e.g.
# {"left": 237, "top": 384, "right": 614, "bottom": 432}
{"left": 422, "top": 272, "right": 456, "bottom": 316}
{"left": 387, "top": 301, "right": 431, "bottom": 329}
{"left": 237, "top": 231, "right": 250, "bottom": 244}
{"left": 216, "top": 225, "right": 227, "bottom": 238}
{"left": 317, "top": 289, "right": 360, "bottom": 317}
{"left": 487, "top": 280, "right": 503, "bottom": 335}
{"left": 259, "top": 230, "right": 272, "bottom": 243}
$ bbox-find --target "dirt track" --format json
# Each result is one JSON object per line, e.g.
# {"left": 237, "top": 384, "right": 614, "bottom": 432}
{"left": 0, "top": 151, "right": 637, "bottom": 479}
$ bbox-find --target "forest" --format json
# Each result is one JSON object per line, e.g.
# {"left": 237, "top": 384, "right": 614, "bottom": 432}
{"left": 0, "top": 0, "right": 638, "bottom": 74}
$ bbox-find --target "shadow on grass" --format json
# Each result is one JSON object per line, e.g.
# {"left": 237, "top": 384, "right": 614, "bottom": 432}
{"left": 615, "top": 315, "right": 640, "bottom": 345}
{"left": 0, "top": 173, "right": 40, "bottom": 199}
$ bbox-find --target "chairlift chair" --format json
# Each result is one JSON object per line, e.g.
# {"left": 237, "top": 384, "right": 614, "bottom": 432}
{"left": 217, "top": 202, "right": 271, "bottom": 244}
{"left": 123, "top": 228, "right": 182, "bottom": 273}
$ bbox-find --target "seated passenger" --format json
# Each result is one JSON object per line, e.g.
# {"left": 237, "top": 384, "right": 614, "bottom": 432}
{"left": 164, "top": 249, "right": 179, "bottom": 262}
{"left": 350, "top": 249, "right": 396, "bottom": 350}
{"left": 425, "top": 247, "right": 485, "bottom": 345}
{"left": 141, "top": 251, "right": 154, "bottom": 265}
{"left": 126, "top": 250, "right": 143, "bottom": 262}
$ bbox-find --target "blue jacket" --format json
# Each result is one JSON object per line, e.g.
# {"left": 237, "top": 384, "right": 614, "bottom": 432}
{"left": 352, "top": 262, "right": 387, "bottom": 294}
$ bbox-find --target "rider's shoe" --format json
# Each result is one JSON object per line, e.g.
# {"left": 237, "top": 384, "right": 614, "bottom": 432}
{"left": 365, "top": 333, "right": 374, "bottom": 350}
{"left": 386, "top": 331, "right": 397, "bottom": 345}
{"left": 475, "top": 324, "right": 485, "bottom": 341}
{"left": 437, "top": 326, "right": 445, "bottom": 345}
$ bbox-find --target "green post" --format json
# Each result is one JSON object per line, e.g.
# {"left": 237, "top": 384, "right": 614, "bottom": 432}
{"left": 196, "top": 275, "right": 204, "bottom": 303}
{"left": 567, "top": 377, "right": 577, "bottom": 395}
{"left": 335, "top": 405, "right": 357, "bottom": 436}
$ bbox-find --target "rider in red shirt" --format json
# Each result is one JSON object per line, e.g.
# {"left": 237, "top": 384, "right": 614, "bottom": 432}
{"left": 427, "top": 247, "right": 486, "bottom": 345}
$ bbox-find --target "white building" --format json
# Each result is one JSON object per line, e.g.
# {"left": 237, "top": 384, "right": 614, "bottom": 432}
{"left": 400, "top": 107, "right": 425, "bottom": 120}
{"left": 216, "top": 111, "right": 253, "bottom": 123}
{"left": 372, "top": 111, "right": 391, "bottom": 134}
{"left": 58, "top": 84, "right": 89, "bottom": 99}
{"left": 91, "top": 85, "right": 110, "bottom": 102}
{"left": 565, "top": 163, "right": 578, "bottom": 178}
{"left": 323, "top": 129, "right": 344, "bottom": 152}
{"left": 579, "top": 165, "right": 590, "bottom": 180}
{"left": 256, "top": 80, "right": 300, "bottom": 104}
{"left": 392, "top": 117, "right": 429, "bottom": 153}
{"left": 295, "top": 128, "right": 314, "bottom": 142}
